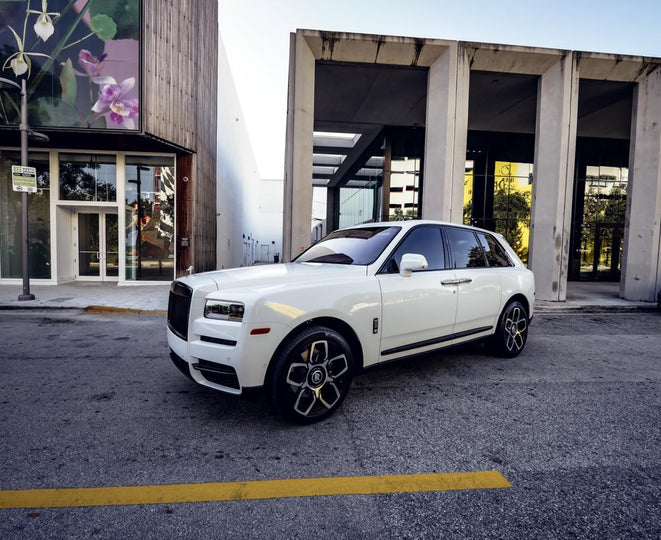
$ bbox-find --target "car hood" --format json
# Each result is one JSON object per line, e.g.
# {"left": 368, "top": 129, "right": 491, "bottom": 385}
{"left": 179, "top": 263, "right": 368, "bottom": 294}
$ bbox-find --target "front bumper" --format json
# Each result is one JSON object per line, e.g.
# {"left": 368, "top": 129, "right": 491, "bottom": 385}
{"left": 167, "top": 319, "right": 291, "bottom": 395}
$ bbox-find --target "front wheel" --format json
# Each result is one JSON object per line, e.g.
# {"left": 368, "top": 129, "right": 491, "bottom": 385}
{"left": 490, "top": 300, "right": 529, "bottom": 358}
{"left": 268, "top": 325, "right": 354, "bottom": 424}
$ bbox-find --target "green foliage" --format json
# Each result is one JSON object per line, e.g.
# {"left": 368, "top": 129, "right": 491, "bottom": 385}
{"left": 493, "top": 187, "right": 531, "bottom": 261}
{"left": 28, "top": 96, "right": 78, "bottom": 126}
{"left": 59, "top": 58, "right": 77, "bottom": 106}
{"left": 90, "top": 14, "right": 118, "bottom": 41}
{"left": 89, "top": 0, "right": 139, "bottom": 40}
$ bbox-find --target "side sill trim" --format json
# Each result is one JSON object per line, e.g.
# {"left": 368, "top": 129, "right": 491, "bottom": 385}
{"left": 381, "top": 326, "right": 493, "bottom": 356}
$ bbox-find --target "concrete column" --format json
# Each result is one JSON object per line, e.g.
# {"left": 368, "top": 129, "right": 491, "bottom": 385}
{"left": 621, "top": 67, "right": 661, "bottom": 302}
{"left": 283, "top": 32, "right": 315, "bottom": 261}
{"left": 421, "top": 43, "right": 469, "bottom": 223}
{"left": 529, "top": 54, "right": 578, "bottom": 301}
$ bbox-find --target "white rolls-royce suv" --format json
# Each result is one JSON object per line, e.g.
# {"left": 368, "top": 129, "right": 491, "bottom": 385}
{"left": 167, "top": 220, "right": 535, "bottom": 423}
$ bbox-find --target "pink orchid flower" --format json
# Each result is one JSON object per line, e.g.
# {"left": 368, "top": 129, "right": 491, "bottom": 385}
{"left": 75, "top": 49, "right": 108, "bottom": 78}
{"left": 92, "top": 76, "right": 139, "bottom": 129}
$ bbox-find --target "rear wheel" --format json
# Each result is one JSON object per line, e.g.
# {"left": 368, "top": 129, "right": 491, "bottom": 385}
{"left": 268, "top": 325, "right": 354, "bottom": 424}
{"left": 490, "top": 300, "right": 529, "bottom": 357}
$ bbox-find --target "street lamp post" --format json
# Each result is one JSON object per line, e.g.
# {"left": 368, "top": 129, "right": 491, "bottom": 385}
{"left": 17, "top": 78, "right": 34, "bottom": 301}
{"left": 0, "top": 77, "right": 49, "bottom": 301}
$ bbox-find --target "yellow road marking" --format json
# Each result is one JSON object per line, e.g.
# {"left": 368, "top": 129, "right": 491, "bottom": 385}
{"left": 0, "top": 471, "right": 511, "bottom": 509}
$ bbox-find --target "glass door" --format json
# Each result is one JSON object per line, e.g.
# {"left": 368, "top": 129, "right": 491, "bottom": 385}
{"left": 76, "top": 210, "right": 119, "bottom": 281}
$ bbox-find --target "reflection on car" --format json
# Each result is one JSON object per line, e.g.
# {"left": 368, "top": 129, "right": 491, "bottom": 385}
{"left": 167, "top": 220, "right": 535, "bottom": 423}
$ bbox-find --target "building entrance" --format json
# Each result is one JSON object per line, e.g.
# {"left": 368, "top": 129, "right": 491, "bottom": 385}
{"left": 569, "top": 153, "right": 629, "bottom": 283}
{"left": 75, "top": 210, "right": 119, "bottom": 281}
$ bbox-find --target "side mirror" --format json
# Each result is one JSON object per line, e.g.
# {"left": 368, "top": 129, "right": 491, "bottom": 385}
{"left": 400, "top": 253, "right": 428, "bottom": 277}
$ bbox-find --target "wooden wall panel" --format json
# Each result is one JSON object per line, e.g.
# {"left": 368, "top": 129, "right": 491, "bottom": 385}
{"left": 143, "top": 0, "right": 217, "bottom": 273}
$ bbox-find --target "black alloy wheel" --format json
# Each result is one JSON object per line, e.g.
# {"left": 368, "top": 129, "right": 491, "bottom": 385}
{"left": 491, "top": 300, "right": 529, "bottom": 358}
{"left": 268, "top": 325, "right": 354, "bottom": 424}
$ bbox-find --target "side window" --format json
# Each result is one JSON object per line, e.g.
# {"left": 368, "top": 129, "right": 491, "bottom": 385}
{"left": 445, "top": 228, "right": 487, "bottom": 269}
{"left": 383, "top": 226, "right": 445, "bottom": 273}
{"left": 477, "top": 232, "right": 512, "bottom": 267}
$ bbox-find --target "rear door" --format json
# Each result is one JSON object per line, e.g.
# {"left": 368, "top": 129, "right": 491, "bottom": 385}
{"left": 442, "top": 227, "right": 502, "bottom": 338}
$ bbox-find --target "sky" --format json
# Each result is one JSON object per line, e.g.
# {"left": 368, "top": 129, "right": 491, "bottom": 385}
{"left": 218, "top": 0, "right": 660, "bottom": 180}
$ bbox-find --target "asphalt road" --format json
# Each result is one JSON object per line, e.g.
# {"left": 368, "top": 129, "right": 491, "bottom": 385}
{"left": 1, "top": 309, "right": 660, "bottom": 539}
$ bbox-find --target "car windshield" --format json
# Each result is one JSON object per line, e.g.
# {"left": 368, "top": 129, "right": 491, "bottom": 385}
{"left": 295, "top": 226, "right": 401, "bottom": 265}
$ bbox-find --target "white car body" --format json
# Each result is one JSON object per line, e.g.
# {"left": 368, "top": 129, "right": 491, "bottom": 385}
{"left": 167, "top": 220, "right": 535, "bottom": 422}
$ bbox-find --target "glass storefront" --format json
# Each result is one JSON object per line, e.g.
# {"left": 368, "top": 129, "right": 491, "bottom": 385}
{"left": 570, "top": 158, "right": 628, "bottom": 281}
{"left": 388, "top": 156, "right": 422, "bottom": 221}
{"left": 0, "top": 151, "right": 51, "bottom": 278}
{"left": 125, "top": 156, "right": 175, "bottom": 281}
{"left": 59, "top": 153, "right": 117, "bottom": 201}
{"left": 464, "top": 159, "right": 532, "bottom": 264}
{"left": 0, "top": 150, "right": 175, "bottom": 283}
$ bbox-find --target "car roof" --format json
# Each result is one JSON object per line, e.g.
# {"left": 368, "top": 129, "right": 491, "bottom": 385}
{"left": 341, "top": 220, "right": 492, "bottom": 235}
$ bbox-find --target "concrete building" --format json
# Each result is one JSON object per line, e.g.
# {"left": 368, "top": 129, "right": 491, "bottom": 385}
{"left": 283, "top": 29, "right": 661, "bottom": 302}
{"left": 0, "top": 0, "right": 218, "bottom": 285}
{"left": 217, "top": 35, "right": 282, "bottom": 268}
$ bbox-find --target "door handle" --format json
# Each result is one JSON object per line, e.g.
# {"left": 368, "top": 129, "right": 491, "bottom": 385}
{"left": 441, "top": 278, "right": 473, "bottom": 285}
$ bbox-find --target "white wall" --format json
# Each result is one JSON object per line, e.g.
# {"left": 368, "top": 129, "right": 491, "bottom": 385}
{"left": 217, "top": 35, "right": 262, "bottom": 268}
{"left": 255, "top": 178, "right": 283, "bottom": 262}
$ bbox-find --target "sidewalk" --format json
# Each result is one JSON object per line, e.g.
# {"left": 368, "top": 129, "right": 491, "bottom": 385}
{"left": 0, "top": 280, "right": 657, "bottom": 314}
{"left": 0, "top": 282, "right": 170, "bottom": 313}
{"left": 535, "top": 282, "right": 657, "bottom": 313}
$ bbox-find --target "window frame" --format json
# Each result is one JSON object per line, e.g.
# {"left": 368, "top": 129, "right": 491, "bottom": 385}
{"left": 377, "top": 224, "right": 449, "bottom": 274}
{"left": 441, "top": 226, "right": 489, "bottom": 270}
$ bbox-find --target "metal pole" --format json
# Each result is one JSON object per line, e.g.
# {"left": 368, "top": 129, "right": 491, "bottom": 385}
{"left": 18, "top": 78, "right": 34, "bottom": 301}
{"left": 136, "top": 166, "right": 142, "bottom": 279}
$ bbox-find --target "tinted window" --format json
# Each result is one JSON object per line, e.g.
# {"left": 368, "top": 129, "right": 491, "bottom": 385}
{"left": 477, "top": 233, "right": 512, "bottom": 267}
{"left": 296, "top": 227, "right": 400, "bottom": 265}
{"left": 445, "top": 228, "right": 487, "bottom": 268}
{"left": 382, "top": 226, "right": 445, "bottom": 273}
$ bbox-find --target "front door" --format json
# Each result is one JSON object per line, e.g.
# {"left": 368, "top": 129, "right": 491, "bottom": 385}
{"left": 76, "top": 211, "right": 118, "bottom": 281}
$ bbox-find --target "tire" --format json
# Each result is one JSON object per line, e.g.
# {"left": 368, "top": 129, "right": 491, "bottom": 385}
{"left": 268, "top": 325, "right": 354, "bottom": 424}
{"left": 490, "top": 300, "right": 529, "bottom": 358}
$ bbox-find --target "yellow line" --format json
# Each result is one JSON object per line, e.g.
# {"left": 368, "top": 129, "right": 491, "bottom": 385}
{"left": 0, "top": 471, "right": 511, "bottom": 509}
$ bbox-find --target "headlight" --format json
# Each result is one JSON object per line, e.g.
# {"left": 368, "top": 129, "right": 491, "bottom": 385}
{"left": 204, "top": 300, "right": 245, "bottom": 321}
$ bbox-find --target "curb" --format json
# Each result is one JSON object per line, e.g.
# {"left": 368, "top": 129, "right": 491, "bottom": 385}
{"left": 85, "top": 305, "right": 167, "bottom": 316}
{"left": 535, "top": 305, "right": 659, "bottom": 314}
{"left": 0, "top": 304, "right": 167, "bottom": 316}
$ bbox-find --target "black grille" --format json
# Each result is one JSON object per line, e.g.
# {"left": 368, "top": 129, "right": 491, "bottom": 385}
{"left": 168, "top": 281, "right": 192, "bottom": 340}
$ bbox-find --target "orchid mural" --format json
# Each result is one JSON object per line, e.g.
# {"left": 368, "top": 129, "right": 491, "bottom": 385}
{"left": 0, "top": 0, "right": 140, "bottom": 130}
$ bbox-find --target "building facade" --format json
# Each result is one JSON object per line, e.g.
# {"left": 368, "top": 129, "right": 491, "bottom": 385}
{"left": 0, "top": 0, "right": 217, "bottom": 285}
{"left": 283, "top": 30, "right": 661, "bottom": 302}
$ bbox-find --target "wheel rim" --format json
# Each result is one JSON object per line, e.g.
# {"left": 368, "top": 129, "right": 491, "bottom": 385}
{"left": 504, "top": 305, "right": 527, "bottom": 353}
{"left": 285, "top": 339, "right": 349, "bottom": 418}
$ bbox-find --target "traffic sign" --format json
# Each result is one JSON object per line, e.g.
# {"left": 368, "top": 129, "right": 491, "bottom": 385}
{"left": 11, "top": 165, "right": 37, "bottom": 193}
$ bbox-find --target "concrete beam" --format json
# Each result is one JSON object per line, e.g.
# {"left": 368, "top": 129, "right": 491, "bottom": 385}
{"left": 421, "top": 43, "right": 469, "bottom": 223}
{"left": 300, "top": 30, "right": 452, "bottom": 67}
{"left": 327, "top": 126, "right": 383, "bottom": 188}
{"left": 529, "top": 54, "right": 578, "bottom": 301}
{"left": 621, "top": 67, "right": 661, "bottom": 301}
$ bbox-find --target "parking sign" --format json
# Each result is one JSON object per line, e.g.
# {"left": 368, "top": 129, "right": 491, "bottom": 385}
{"left": 11, "top": 165, "right": 37, "bottom": 193}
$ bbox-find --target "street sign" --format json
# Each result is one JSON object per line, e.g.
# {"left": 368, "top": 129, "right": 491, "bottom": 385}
{"left": 11, "top": 165, "right": 37, "bottom": 193}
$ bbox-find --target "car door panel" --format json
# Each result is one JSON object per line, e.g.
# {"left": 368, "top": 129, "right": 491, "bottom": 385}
{"left": 452, "top": 269, "right": 502, "bottom": 335}
{"left": 378, "top": 270, "right": 457, "bottom": 359}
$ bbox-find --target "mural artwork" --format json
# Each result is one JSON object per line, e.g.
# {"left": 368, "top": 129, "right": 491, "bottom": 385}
{"left": 0, "top": 0, "right": 140, "bottom": 130}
